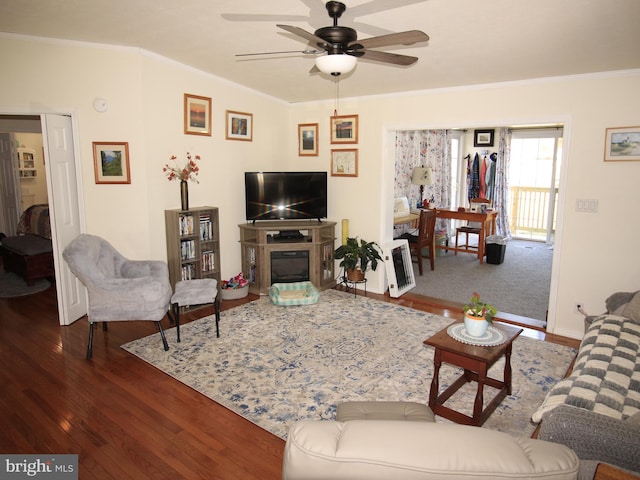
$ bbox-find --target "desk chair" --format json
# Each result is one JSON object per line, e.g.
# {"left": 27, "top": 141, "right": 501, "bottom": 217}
{"left": 397, "top": 208, "right": 436, "bottom": 275}
{"left": 455, "top": 198, "right": 491, "bottom": 255}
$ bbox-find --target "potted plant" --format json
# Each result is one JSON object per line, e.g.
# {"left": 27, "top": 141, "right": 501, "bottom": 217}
{"left": 334, "top": 237, "right": 383, "bottom": 282}
{"left": 463, "top": 292, "right": 497, "bottom": 337}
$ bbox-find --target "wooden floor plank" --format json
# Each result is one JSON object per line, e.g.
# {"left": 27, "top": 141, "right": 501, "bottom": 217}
{"left": 0, "top": 282, "right": 578, "bottom": 479}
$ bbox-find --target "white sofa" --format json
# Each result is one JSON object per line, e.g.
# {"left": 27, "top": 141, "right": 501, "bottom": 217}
{"left": 283, "top": 402, "right": 579, "bottom": 480}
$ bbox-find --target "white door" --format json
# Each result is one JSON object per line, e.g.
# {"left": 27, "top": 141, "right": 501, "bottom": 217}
{"left": 0, "top": 132, "right": 20, "bottom": 235}
{"left": 41, "top": 114, "right": 87, "bottom": 325}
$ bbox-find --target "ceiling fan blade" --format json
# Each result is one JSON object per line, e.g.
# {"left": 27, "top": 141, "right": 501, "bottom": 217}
{"left": 277, "top": 24, "right": 329, "bottom": 50}
{"left": 352, "top": 30, "right": 429, "bottom": 50}
{"left": 236, "top": 49, "right": 322, "bottom": 57}
{"left": 360, "top": 49, "right": 419, "bottom": 66}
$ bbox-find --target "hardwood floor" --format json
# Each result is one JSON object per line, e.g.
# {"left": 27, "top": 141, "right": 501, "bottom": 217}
{"left": 0, "top": 283, "right": 579, "bottom": 479}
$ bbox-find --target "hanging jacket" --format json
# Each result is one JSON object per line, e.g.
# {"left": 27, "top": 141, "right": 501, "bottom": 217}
{"left": 468, "top": 153, "right": 480, "bottom": 201}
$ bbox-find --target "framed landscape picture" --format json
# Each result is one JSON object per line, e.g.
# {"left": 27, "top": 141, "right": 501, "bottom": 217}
{"left": 604, "top": 126, "right": 640, "bottom": 161}
{"left": 330, "top": 114, "right": 358, "bottom": 144}
{"left": 92, "top": 142, "right": 131, "bottom": 184}
{"left": 298, "top": 123, "right": 318, "bottom": 156}
{"left": 226, "top": 110, "right": 253, "bottom": 141}
{"left": 184, "top": 93, "right": 212, "bottom": 136}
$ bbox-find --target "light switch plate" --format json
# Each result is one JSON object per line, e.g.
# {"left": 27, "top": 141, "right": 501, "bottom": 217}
{"left": 575, "top": 198, "right": 598, "bottom": 212}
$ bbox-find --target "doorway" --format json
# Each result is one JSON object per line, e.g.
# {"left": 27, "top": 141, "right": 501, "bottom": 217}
{"left": 0, "top": 113, "right": 87, "bottom": 325}
{"left": 388, "top": 125, "right": 565, "bottom": 326}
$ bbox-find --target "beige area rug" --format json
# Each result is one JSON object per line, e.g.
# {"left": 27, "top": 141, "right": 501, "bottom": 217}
{"left": 122, "top": 290, "right": 575, "bottom": 439}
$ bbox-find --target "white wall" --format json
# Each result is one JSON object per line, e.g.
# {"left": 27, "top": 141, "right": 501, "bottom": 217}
{"left": 2, "top": 34, "right": 638, "bottom": 339}
{"left": 289, "top": 72, "right": 640, "bottom": 338}
{"left": 0, "top": 35, "right": 288, "bottom": 282}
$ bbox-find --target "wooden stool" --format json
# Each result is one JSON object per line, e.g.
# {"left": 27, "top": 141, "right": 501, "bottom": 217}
{"left": 170, "top": 279, "right": 220, "bottom": 342}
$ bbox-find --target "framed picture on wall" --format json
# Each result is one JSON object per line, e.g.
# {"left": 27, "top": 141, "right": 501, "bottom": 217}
{"left": 604, "top": 126, "right": 640, "bottom": 161}
{"left": 331, "top": 149, "right": 358, "bottom": 177}
{"left": 330, "top": 114, "right": 358, "bottom": 144}
{"left": 92, "top": 142, "right": 131, "bottom": 184}
{"left": 473, "top": 129, "right": 494, "bottom": 147}
{"left": 298, "top": 123, "right": 318, "bottom": 156}
{"left": 184, "top": 93, "right": 212, "bottom": 136}
{"left": 226, "top": 110, "right": 253, "bottom": 141}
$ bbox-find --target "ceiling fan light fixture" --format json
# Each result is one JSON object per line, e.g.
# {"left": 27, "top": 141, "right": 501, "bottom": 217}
{"left": 315, "top": 54, "right": 356, "bottom": 76}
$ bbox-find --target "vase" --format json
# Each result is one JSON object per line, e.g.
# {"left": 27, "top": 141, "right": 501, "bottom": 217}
{"left": 464, "top": 313, "right": 489, "bottom": 337}
{"left": 180, "top": 180, "right": 189, "bottom": 211}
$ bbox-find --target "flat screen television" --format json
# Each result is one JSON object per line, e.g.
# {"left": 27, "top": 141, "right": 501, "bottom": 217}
{"left": 244, "top": 171, "right": 327, "bottom": 221}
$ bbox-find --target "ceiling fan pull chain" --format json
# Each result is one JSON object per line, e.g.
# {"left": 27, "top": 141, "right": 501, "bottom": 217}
{"left": 333, "top": 76, "right": 340, "bottom": 117}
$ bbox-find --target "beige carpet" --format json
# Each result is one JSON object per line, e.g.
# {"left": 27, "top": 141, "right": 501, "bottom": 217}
{"left": 123, "top": 290, "right": 575, "bottom": 440}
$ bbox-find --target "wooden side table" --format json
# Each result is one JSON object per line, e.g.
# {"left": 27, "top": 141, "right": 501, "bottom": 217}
{"left": 423, "top": 322, "right": 523, "bottom": 426}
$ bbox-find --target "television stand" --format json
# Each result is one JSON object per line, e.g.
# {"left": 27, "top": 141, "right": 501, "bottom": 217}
{"left": 239, "top": 220, "right": 337, "bottom": 295}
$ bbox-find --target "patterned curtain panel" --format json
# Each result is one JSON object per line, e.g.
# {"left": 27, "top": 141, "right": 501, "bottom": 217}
{"left": 395, "top": 131, "right": 421, "bottom": 208}
{"left": 394, "top": 130, "right": 451, "bottom": 208}
{"left": 394, "top": 130, "right": 451, "bottom": 236}
{"left": 494, "top": 128, "right": 512, "bottom": 238}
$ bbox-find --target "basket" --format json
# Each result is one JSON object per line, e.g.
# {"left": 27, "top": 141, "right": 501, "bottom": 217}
{"left": 220, "top": 285, "right": 249, "bottom": 300}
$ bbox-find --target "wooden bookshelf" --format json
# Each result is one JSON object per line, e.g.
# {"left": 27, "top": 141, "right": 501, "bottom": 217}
{"left": 165, "top": 206, "right": 221, "bottom": 291}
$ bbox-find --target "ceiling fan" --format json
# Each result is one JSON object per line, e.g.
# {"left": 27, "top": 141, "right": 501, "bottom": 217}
{"left": 236, "top": 1, "right": 429, "bottom": 76}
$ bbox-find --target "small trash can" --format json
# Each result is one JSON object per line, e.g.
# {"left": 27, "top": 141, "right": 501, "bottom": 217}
{"left": 422, "top": 233, "right": 448, "bottom": 258}
{"left": 435, "top": 233, "right": 448, "bottom": 257}
{"left": 485, "top": 235, "right": 507, "bottom": 264}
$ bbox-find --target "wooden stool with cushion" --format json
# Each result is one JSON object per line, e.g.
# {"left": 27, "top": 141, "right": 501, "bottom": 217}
{"left": 171, "top": 278, "right": 220, "bottom": 341}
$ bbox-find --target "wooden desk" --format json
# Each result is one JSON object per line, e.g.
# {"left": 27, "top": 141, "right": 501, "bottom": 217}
{"left": 436, "top": 209, "right": 498, "bottom": 264}
{"left": 393, "top": 213, "right": 419, "bottom": 226}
